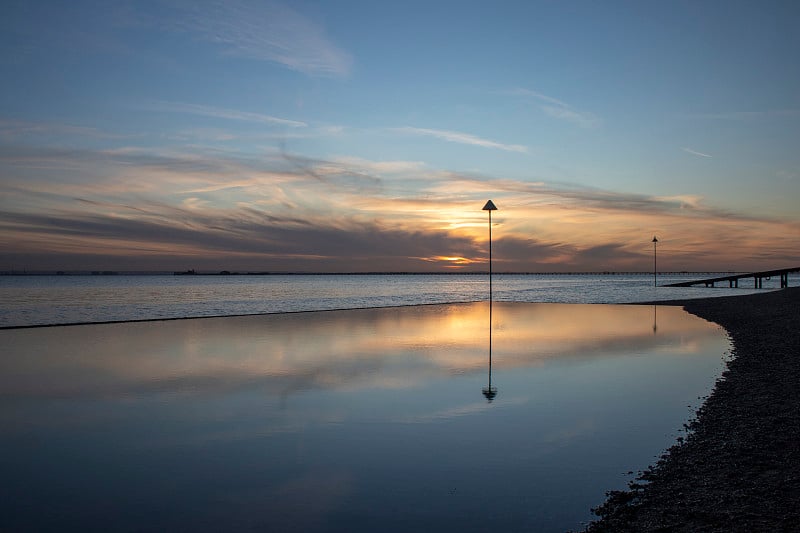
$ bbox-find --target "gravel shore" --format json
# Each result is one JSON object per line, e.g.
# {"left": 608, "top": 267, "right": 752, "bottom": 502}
{"left": 584, "top": 287, "right": 800, "bottom": 532}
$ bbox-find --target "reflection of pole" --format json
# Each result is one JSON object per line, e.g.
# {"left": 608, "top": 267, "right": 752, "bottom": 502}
{"left": 652, "top": 236, "right": 658, "bottom": 287}
{"left": 653, "top": 305, "right": 658, "bottom": 334}
{"left": 483, "top": 297, "right": 497, "bottom": 402}
{"left": 489, "top": 298, "right": 492, "bottom": 384}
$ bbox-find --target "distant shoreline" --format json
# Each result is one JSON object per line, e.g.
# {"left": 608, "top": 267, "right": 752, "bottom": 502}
{"left": 1, "top": 270, "right": 744, "bottom": 277}
{"left": 585, "top": 287, "right": 800, "bottom": 531}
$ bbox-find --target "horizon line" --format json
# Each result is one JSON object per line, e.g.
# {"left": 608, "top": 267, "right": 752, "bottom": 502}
{"left": 1, "top": 269, "right": 754, "bottom": 276}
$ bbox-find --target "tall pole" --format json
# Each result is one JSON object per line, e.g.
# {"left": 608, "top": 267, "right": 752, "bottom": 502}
{"left": 652, "top": 236, "right": 658, "bottom": 287}
{"left": 482, "top": 200, "right": 498, "bottom": 300}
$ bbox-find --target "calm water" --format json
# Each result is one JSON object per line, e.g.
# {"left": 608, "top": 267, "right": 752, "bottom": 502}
{"left": 1, "top": 272, "right": 791, "bottom": 328}
{"left": 1, "top": 302, "right": 729, "bottom": 532}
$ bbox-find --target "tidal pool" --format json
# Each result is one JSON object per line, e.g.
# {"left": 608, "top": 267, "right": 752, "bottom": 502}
{"left": 0, "top": 302, "right": 729, "bottom": 532}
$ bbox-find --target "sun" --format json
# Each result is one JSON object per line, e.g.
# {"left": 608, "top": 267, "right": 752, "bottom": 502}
{"left": 424, "top": 256, "right": 481, "bottom": 268}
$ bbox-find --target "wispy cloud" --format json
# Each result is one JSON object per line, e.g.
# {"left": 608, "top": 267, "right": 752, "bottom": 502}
{"left": 0, "top": 143, "right": 767, "bottom": 227}
{"left": 330, "top": 156, "right": 426, "bottom": 175}
{"left": 394, "top": 127, "right": 528, "bottom": 153}
{"left": 540, "top": 105, "right": 599, "bottom": 128}
{"left": 508, "top": 88, "right": 571, "bottom": 108}
{"left": 2, "top": 144, "right": 798, "bottom": 272}
{"left": 776, "top": 168, "right": 799, "bottom": 181}
{"left": 683, "top": 109, "right": 800, "bottom": 120}
{"left": 0, "top": 205, "right": 484, "bottom": 273}
{"left": 0, "top": 119, "right": 138, "bottom": 140}
{"left": 430, "top": 171, "right": 761, "bottom": 223}
{"left": 681, "top": 147, "right": 713, "bottom": 158}
{"left": 148, "top": 101, "right": 307, "bottom": 127}
{"left": 509, "top": 88, "right": 600, "bottom": 128}
{"left": 170, "top": 0, "right": 353, "bottom": 78}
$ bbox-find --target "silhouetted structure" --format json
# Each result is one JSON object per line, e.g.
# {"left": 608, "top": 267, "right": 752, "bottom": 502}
{"left": 665, "top": 267, "right": 800, "bottom": 289}
{"left": 652, "top": 236, "right": 658, "bottom": 287}
{"left": 483, "top": 200, "right": 497, "bottom": 300}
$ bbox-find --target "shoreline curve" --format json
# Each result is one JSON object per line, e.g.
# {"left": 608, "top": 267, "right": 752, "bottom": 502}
{"left": 584, "top": 286, "right": 800, "bottom": 531}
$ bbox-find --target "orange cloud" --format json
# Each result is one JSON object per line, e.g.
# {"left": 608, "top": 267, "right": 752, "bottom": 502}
{"left": 1, "top": 146, "right": 798, "bottom": 272}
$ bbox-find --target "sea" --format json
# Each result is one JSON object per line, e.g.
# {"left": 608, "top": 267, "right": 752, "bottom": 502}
{"left": 0, "top": 272, "right": 792, "bottom": 328}
{"left": 3, "top": 272, "right": 786, "bottom": 531}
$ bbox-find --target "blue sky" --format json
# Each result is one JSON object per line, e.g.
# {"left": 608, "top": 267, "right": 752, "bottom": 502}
{"left": 1, "top": 0, "right": 798, "bottom": 272}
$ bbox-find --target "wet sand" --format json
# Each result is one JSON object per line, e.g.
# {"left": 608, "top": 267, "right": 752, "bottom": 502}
{"left": 585, "top": 287, "right": 800, "bottom": 531}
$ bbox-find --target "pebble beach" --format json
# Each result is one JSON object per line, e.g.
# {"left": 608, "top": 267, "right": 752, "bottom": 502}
{"left": 586, "top": 287, "right": 800, "bottom": 531}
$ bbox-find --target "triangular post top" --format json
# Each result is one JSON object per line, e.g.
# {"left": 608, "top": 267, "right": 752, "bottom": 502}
{"left": 482, "top": 200, "right": 497, "bottom": 211}
{"left": 652, "top": 236, "right": 658, "bottom": 243}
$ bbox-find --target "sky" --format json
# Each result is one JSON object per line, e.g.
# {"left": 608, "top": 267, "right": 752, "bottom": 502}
{"left": 1, "top": 0, "right": 798, "bottom": 273}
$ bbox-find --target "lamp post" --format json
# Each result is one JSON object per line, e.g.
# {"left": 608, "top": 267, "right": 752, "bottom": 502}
{"left": 652, "top": 236, "right": 658, "bottom": 287}
{"left": 483, "top": 200, "right": 497, "bottom": 299}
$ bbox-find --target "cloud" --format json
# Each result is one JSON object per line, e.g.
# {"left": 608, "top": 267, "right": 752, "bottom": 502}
{"left": 776, "top": 168, "right": 799, "bottom": 181}
{"left": 540, "top": 105, "right": 600, "bottom": 129}
{"left": 572, "top": 243, "right": 642, "bottom": 265}
{"left": 394, "top": 127, "right": 528, "bottom": 153}
{"left": 510, "top": 88, "right": 600, "bottom": 128}
{"left": 683, "top": 109, "right": 800, "bottom": 120}
{"left": 278, "top": 152, "right": 385, "bottom": 192}
{"left": 0, "top": 204, "right": 484, "bottom": 272}
{"left": 329, "top": 156, "right": 425, "bottom": 175}
{"left": 436, "top": 172, "right": 709, "bottom": 217}
{"left": 148, "top": 101, "right": 307, "bottom": 127}
{"left": 681, "top": 147, "right": 713, "bottom": 158}
{"left": 493, "top": 236, "right": 570, "bottom": 265}
{"left": 0, "top": 142, "right": 766, "bottom": 228}
{"left": 2, "top": 143, "right": 798, "bottom": 272}
{"left": 508, "top": 88, "right": 571, "bottom": 108}
{"left": 0, "top": 119, "right": 137, "bottom": 141}
{"left": 170, "top": 0, "right": 353, "bottom": 77}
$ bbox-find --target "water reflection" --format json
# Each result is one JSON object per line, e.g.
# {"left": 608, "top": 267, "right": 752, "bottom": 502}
{"left": 0, "top": 303, "right": 719, "bottom": 401}
{"left": 0, "top": 303, "right": 729, "bottom": 532}
{"left": 482, "top": 299, "right": 498, "bottom": 402}
{"left": 653, "top": 304, "right": 658, "bottom": 334}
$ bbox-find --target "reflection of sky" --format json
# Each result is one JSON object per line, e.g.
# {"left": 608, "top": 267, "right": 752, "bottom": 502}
{"left": 1, "top": 302, "right": 719, "bottom": 400}
{"left": 0, "top": 303, "right": 729, "bottom": 532}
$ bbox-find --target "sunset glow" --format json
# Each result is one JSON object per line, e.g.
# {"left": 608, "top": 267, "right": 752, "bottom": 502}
{"left": 427, "top": 256, "right": 478, "bottom": 267}
{"left": 0, "top": 302, "right": 721, "bottom": 396}
{"left": 1, "top": 2, "right": 798, "bottom": 272}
